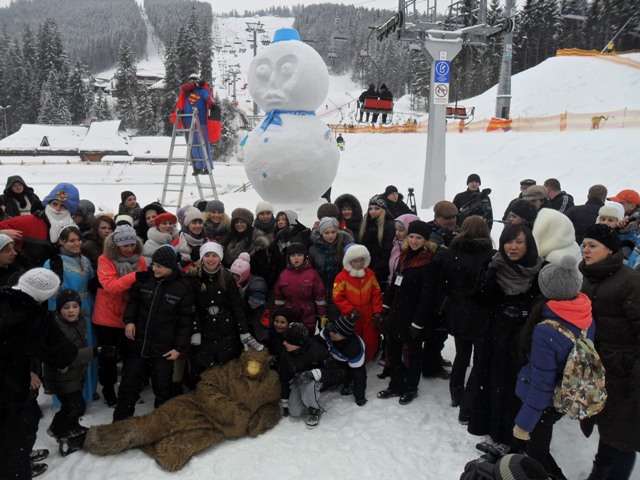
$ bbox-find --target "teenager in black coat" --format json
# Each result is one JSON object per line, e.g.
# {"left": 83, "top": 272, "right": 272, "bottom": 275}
{"left": 438, "top": 216, "right": 495, "bottom": 417}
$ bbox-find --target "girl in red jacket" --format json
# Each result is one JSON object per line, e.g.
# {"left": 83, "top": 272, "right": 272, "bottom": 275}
{"left": 274, "top": 243, "right": 326, "bottom": 335}
{"left": 332, "top": 243, "right": 383, "bottom": 362}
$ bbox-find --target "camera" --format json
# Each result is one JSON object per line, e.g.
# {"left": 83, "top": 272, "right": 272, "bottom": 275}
{"left": 408, "top": 187, "right": 414, "bottom": 194}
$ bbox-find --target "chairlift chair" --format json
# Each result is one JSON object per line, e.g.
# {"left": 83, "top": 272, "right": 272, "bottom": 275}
{"left": 357, "top": 96, "right": 394, "bottom": 124}
{"left": 446, "top": 105, "right": 475, "bottom": 123}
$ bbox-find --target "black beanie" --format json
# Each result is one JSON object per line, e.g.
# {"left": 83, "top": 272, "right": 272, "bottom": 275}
{"left": 510, "top": 199, "right": 538, "bottom": 226}
{"left": 466, "top": 173, "right": 481, "bottom": 185}
{"left": 151, "top": 245, "right": 178, "bottom": 270}
{"left": 56, "top": 288, "right": 82, "bottom": 312}
{"left": 384, "top": 185, "right": 399, "bottom": 196}
{"left": 286, "top": 242, "right": 307, "bottom": 257}
{"left": 584, "top": 224, "right": 621, "bottom": 253}
{"left": 328, "top": 311, "right": 359, "bottom": 337}
{"left": 407, "top": 220, "right": 433, "bottom": 240}
{"left": 285, "top": 322, "right": 309, "bottom": 347}
{"left": 121, "top": 190, "right": 135, "bottom": 204}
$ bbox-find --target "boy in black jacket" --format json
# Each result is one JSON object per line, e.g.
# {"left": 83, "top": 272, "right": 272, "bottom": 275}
{"left": 278, "top": 322, "right": 341, "bottom": 429}
{"left": 317, "top": 311, "right": 367, "bottom": 406}
{"left": 113, "top": 246, "right": 196, "bottom": 422}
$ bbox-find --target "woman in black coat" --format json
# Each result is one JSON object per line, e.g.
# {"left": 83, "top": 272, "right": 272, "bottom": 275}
{"left": 466, "top": 223, "right": 544, "bottom": 445}
{"left": 359, "top": 195, "right": 396, "bottom": 291}
{"left": 377, "top": 220, "right": 439, "bottom": 405}
{"left": 334, "top": 193, "right": 363, "bottom": 241}
{"left": 439, "top": 216, "right": 495, "bottom": 415}
{"left": 579, "top": 224, "right": 640, "bottom": 480}
{"left": 187, "top": 242, "right": 256, "bottom": 389}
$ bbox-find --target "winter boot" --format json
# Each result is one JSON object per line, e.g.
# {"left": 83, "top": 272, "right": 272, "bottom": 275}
{"left": 377, "top": 388, "right": 400, "bottom": 399}
{"left": 450, "top": 386, "right": 464, "bottom": 408}
{"left": 30, "top": 463, "right": 48, "bottom": 478}
{"left": 306, "top": 407, "right": 322, "bottom": 429}
{"left": 340, "top": 381, "right": 354, "bottom": 396}
{"left": 29, "top": 449, "right": 49, "bottom": 463}
{"left": 102, "top": 385, "right": 117, "bottom": 407}
{"left": 58, "top": 427, "right": 88, "bottom": 457}
{"left": 399, "top": 391, "right": 418, "bottom": 405}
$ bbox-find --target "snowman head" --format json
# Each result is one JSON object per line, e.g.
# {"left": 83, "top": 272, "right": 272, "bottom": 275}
{"left": 248, "top": 28, "right": 329, "bottom": 112}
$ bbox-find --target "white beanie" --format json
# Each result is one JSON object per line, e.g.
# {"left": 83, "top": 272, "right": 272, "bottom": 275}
{"left": 199, "top": 241, "right": 224, "bottom": 261}
{"left": 255, "top": 200, "right": 274, "bottom": 216}
{"left": 184, "top": 207, "right": 204, "bottom": 227}
{"left": 598, "top": 201, "right": 625, "bottom": 221}
{"left": 0, "top": 233, "right": 14, "bottom": 251}
{"left": 14, "top": 268, "right": 61, "bottom": 304}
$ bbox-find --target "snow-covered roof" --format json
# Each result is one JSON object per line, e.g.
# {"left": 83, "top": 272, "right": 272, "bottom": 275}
{"left": 79, "top": 120, "right": 130, "bottom": 153}
{"left": 0, "top": 124, "right": 88, "bottom": 151}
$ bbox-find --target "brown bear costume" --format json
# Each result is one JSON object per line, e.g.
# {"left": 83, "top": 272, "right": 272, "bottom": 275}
{"left": 84, "top": 349, "right": 281, "bottom": 471}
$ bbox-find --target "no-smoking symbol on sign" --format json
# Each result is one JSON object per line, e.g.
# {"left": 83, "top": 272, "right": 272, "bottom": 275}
{"left": 435, "top": 84, "right": 448, "bottom": 97}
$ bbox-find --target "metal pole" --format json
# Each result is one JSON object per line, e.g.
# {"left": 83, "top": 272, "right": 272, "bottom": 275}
{"left": 421, "top": 40, "right": 463, "bottom": 209}
{"left": 495, "top": 0, "right": 514, "bottom": 119}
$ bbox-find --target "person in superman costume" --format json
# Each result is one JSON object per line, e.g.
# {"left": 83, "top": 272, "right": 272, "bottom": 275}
{"left": 171, "top": 74, "right": 220, "bottom": 175}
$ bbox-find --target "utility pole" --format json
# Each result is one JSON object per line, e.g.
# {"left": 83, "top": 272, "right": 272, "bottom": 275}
{"left": 228, "top": 64, "right": 241, "bottom": 103}
{"left": 376, "top": 0, "right": 503, "bottom": 208}
{"left": 245, "top": 21, "right": 265, "bottom": 115}
{"left": 495, "top": 0, "right": 515, "bottom": 119}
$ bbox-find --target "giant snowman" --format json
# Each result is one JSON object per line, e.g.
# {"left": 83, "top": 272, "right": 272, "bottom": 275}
{"left": 242, "top": 28, "right": 339, "bottom": 203}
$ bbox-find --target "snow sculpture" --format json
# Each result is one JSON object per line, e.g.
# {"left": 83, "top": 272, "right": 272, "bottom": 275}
{"left": 242, "top": 28, "right": 339, "bottom": 203}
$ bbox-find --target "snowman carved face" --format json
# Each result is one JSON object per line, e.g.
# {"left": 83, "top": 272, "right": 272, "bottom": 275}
{"left": 249, "top": 40, "right": 329, "bottom": 112}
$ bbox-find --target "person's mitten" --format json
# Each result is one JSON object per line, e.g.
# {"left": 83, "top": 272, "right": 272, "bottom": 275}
{"left": 372, "top": 313, "right": 382, "bottom": 328}
{"left": 317, "top": 315, "right": 328, "bottom": 329}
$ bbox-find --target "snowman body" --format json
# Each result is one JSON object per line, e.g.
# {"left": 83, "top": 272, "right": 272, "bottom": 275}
{"left": 243, "top": 29, "right": 339, "bottom": 203}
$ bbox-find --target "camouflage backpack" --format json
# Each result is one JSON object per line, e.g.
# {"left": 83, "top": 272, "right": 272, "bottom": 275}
{"left": 541, "top": 320, "right": 607, "bottom": 420}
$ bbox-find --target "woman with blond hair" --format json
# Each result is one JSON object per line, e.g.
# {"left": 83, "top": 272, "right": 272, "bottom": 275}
{"left": 359, "top": 195, "right": 395, "bottom": 291}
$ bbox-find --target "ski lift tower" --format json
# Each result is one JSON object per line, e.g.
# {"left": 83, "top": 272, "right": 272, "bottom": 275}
{"left": 377, "top": 0, "right": 507, "bottom": 208}
{"left": 245, "top": 21, "right": 265, "bottom": 115}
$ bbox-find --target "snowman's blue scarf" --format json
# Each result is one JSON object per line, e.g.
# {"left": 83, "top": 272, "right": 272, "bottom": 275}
{"left": 260, "top": 110, "right": 316, "bottom": 131}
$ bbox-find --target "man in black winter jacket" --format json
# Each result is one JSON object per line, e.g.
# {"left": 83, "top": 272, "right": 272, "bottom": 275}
{"left": 565, "top": 184, "right": 607, "bottom": 244}
{"left": 113, "top": 246, "right": 195, "bottom": 422}
{"left": 544, "top": 178, "right": 574, "bottom": 213}
{"left": 0, "top": 269, "right": 78, "bottom": 479}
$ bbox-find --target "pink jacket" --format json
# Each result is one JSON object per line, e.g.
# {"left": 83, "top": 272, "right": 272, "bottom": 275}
{"left": 274, "top": 261, "right": 326, "bottom": 331}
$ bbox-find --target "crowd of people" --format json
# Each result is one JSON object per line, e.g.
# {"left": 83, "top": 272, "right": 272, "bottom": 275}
{"left": 0, "top": 173, "right": 639, "bottom": 480}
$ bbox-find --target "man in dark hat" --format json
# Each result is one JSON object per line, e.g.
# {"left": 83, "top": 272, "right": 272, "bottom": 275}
{"left": 502, "top": 179, "right": 537, "bottom": 221}
{"left": 383, "top": 185, "right": 413, "bottom": 219}
{"left": 358, "top": 83, "right": 377, "bottom": 123}
{"left": 453, "top": 174, "right": 493, "bottom": 230}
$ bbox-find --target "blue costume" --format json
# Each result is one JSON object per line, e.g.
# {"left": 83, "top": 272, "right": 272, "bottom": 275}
{"left": 44, "top": 254, "right": 97, "bottom": 405}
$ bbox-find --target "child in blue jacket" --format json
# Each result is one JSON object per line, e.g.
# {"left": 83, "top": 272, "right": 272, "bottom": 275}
{"left": 513, "top": 256, "right": 594, "bottom": 480}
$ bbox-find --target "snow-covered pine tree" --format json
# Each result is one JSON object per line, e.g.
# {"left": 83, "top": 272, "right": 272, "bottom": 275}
{"left": 37, "top": 70, "right": 71, "bottom": 125}
{"left": 68, "top": 62, "right": 94, "bottom": 125}
{"left": 136, "top": 87, "right": 157, "bottom": 135}
{"left": 113, "top": 39, "right": 139, "bottom": 128}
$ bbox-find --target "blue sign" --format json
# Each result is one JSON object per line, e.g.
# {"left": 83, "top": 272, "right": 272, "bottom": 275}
{"left": 434, "top": 60, "right": 450, "bottom": 84}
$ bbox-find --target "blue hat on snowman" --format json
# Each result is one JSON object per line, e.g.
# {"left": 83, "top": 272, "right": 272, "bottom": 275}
{"left": 272, "top": 28, "right": 301, "bottom": 43}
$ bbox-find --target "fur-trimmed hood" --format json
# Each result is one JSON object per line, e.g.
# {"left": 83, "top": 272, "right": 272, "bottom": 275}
{"left": 103, "top": 231, "right": 144, "bottom": 260}
{"left": 343, "top": 243, "right": 371, "bottom": 271}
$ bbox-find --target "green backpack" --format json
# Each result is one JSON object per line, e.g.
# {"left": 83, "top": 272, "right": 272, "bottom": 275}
{"left": 541, "top": 320, "right": 608, "bottom": 420}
